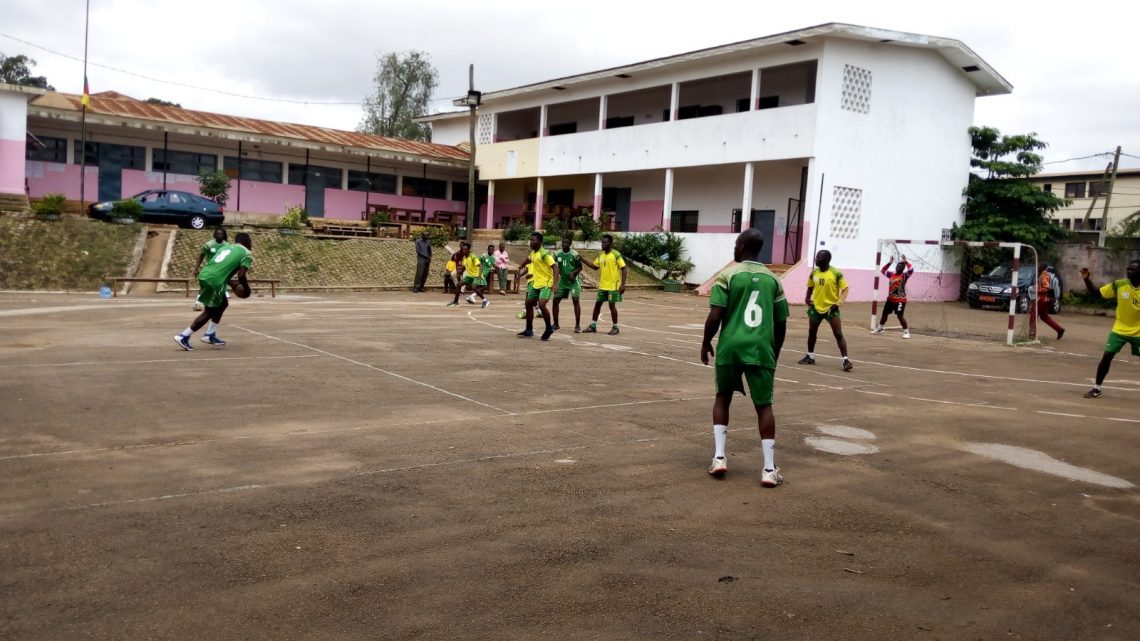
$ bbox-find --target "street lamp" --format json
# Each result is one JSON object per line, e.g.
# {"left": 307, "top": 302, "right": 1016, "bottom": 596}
{"left": 462, "top": 72, "right": 481, "bottom": 239}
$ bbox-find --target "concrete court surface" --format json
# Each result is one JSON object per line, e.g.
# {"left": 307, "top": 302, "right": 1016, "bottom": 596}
{"left": 0, "top": 290, "right": 1137, "bottom": 641}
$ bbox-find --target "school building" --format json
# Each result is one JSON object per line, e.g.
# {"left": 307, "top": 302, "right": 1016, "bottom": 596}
{"left": 423, "top": 23, "right": 1011, "bottom": 298}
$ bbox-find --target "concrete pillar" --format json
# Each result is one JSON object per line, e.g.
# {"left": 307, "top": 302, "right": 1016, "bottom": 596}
{"left": 669, "top": 83, "right": 679, "bottom": 121}
{"left": 593, "top": 173, "right": 603, "bottom": 222}
{"left": 741, "top": 162, "right": 754, "bottom": 230}
{"left": 598, "top": 95, "right": 608, "bottom": 130}
{"left": 662, "top": 168, "right": 674, "bottom": 231}
{"left": 485, "top": 180, "right": 496, "bottom": 229}
{"left": 539, "top": 105, "right": 548, "bottom": 138}
{"left": 534, "top": 176, "right": 545, "bottom": 230}
{"left": 0, "top": 88, "right": 39, "bottom": 195}
{"left": 750, "top": 69, "right": 760, "bottom": 110}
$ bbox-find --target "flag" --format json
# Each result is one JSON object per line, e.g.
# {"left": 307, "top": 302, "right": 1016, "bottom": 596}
{"left": 81, "top": 76, "right": 90, "bottom": 108}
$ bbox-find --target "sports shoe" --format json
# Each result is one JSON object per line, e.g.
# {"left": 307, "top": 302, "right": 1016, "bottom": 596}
{"left": 174, "top": 335, "right": 194, "bottom": 351}
{"left": 481, "top": 299, "right": 490, "bottom": 309}
{"left": 842, "top": 359, "right": 854, "bottom": 372}
{"left": 446, "top": 302, "right": 459, "bottom": 307}
{"left": 902, "top": 330, "right": 911, "bottom": 339}
{"left": 872, "top": 327, "right": 884, "bottom": 335}
{"left": 466, "top": 295, "right": 476, "bottom": 304}
{"left": 192, "top": 302, "right": 203, "bottom": 311}
{"left": 797, "top": 355, "right": 815, "bottom": 365}
{"left": 541, "top": 326, "right": 555, "bottom": 341}
{"left": 607, "top": 326, "right": 620, "bottom": 335}
{"left": 1057, "top": 329, "right": 1065, "bottom": 340}
{"left": 200, "top": 334, "right": 226, "bottom": 346}
{"left": 761, "top": 468, "right": 783, "bottom": 488}
{"left": 1083, "top": 388, "right": 1102, "bottom": 399}
{"left": 574, "top": 326, "right": 581, "bottom": 334}
{"left": 552, "top": 323, "right": 560, "bottom": 331}
{"left": 709, "top": 456, "right": 728, "bottom": 477}
{"left": 583, "top": 325, "right": 597, "bottom": 333}
{"left": 517, "top": 329, "right": 534, "bottom": 338}
{"left": 498, "top": 289, "right": 506, "bottom": 295}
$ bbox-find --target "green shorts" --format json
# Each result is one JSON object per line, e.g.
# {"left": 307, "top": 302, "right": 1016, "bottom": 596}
{"left": 555, "top": 280, "right": 581, "bottom": 299}
{"left": 197, "top": 279, "right": 228, "bottom": 309}
{"left": 715, "top": 364, "right": 775, "bottom": 406}
{"left": 1105, "top": 331, "right": 1140, "bottom": 356}
{"left": 463, "top": 275, "right": 487, "bottom": 287}
{"left": 806, "top": 305, "right": 840, "bottom": 323}
{"left": 526, "top": 283, "right": 553, "bottom": 301}
{"left": 596, "top": 290, "right": 623, "bottom": 303}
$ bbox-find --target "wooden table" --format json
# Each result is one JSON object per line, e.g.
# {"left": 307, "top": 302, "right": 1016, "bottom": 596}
{"left": 362, "top": 203, "right": 392, "bottom": 221}
{"left": 390, "top": 208, "right": 426, "bottom": 223}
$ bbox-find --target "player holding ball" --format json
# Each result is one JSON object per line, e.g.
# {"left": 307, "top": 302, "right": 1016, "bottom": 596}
{"left": 174, "top": 232, "right": 253, "bottom": 350}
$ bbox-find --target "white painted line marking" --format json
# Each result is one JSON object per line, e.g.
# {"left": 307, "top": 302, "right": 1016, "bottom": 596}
{"left": 856, "top": 390, "right": 893, "bottom": 397}
{"left": 959, "top": 443, "right": 1133, "bottom": 489}
{"left": 0, "top": 354, "right": 321, "bottom": 369}
{"left": 907, "top": 397, "right": 1018, "bottom": 411}
{"left": 854, "top": 357, "right": 1136, "bottom": 392}
{"left": 808, "top": 383, "right": 845, "bottom": 390}
{"left": 233, "top": 325, "right": 512, "bottom": 414}
{"left": 1037, "top": 411, "right": 1086, "bottom": 418}
{"left": 1106, "top": 417, "right": 1140, "bottom": 424}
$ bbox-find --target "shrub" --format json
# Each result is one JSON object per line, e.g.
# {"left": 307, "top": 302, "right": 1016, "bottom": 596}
{"left": 503, "top": 220, "right": 533, "bottom": 241}
{"left": 281, "top": 204, "right": 307, "bottom": 229}
{"left": 1063, "top": 289, "right": 1114, "bottom": 309}
{"left": 614, "top": 228, "right": 692, "bottom": 280}
{"left": 111, "top": 198, "right": 144, "bottom": 219}
{"left": 33, "top": 193, "right": 67, "bottom": 216}
{"left": 575, "top": 214, "right": 604, "bottom": 242}
{"left": 542, "top": 216, "right": 570, "bottom": 240}
{"left": 369, "top": 209, "right": 390, "bottom": 227}
{"left": 422, "top": 225, "right": 451, "bottom": 246}
{"left": 542, "top": 233, "right": 561, "bottom": 247}
{"left": 195, "top": 170, "right": 231, "bottom": 207}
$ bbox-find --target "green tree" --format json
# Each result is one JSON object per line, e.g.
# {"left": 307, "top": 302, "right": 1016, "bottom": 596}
{"left": 358, "top": 51, "right": 438, "bottom": 141}
{"left": 145, "top": 97, "right": 181, "bottom": 108}
{"left": 953, "top": 126, "right": 1069, "bottom": 249}
{"left": 0, "top": 53, "right": 54, "bottom": 90}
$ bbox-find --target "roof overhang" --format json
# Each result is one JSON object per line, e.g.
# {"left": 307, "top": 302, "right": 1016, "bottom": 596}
{"left": 0, "top": 82, "right": 48, "bottom": 101}
{"left": 444, "top": 22, "right": 1010, "bottom": 113}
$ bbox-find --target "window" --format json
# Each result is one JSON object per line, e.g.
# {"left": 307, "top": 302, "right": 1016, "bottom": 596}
{"left": 73, "top": 141, "right": 145, "bottom": 169}
{"left": 223, "top": 157, "right": 283, "bottom": 183}
{"left": 1064, "top": 182, "right": 1086, "bottom": 198}
{"left": 1089, "top": 181, "right": 1111, "bottom": 198}
{"left": 548, "top": 122, "right": 578, "bottom": 136}
{"left": 1042, "top": 183, "right": 1052, "bottom": 193}
{"left": 604, "top": 116, "right": 634, "bottom": 129}
{"left": 670, "top": 210, "right": 699, "bottom": 233}
{"left": 547, "top": 189, "right": 575, "bottom": 207}
{"left": 26, "top": 135, "right": 67, "bottom": 163}
{"left": 288, "top": 164, "right": 342, "bottom": 189}
{"left": 153, "top": 149, "right": 217, "bottom": 175}
{"left": 402, "top": 176, "right": 447, "bottom": 199}
{"left": 167, "top": 193, "right": 189, "bottom": 204}
{"left": 735, "top": 98, "right": 751, "bottom": 113}
{"left": 347, "top": 170, "right": 397, "bottom": 193}
{"left": 1060, "top": 218, "right": 1071, "bottom": 229}
{"left": 676, "top": 105, "right": 701, "bottom": 120}
{"left": 451, "top": 181, "right": 468, "bottom": 202}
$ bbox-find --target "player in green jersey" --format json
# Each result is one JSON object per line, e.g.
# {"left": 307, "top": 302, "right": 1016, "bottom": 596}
{"left": 552, "top": 235, "right": 584, "bottom": 333}
{"left": 174, "top": 232, "right": 252, "bottom": 350}
{"left": 516, "top": 232, "right": 560, "bottom": 340}
{"left": 192, "top": 228, "right": 228, "bottom": 311}
{"left": 701, "top": 229, "right": 789, "bottom": 488}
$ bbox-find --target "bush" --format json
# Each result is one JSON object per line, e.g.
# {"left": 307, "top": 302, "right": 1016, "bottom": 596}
{"left": 195, "top": 170, "right": 231, "bottom": 207}
{"left": 33, "top": 193, "right": 67, "bottom": 216}
{"left": 422, "top": 225, "right": 451, "bottom": 246}
{"left": 111, "top": 199, "right": 144, "bottom": 219}
{"left": 575, "top": 214, "right": 606, "bottom": 242}
{"left": 1063, "top": 289, "right": 1114, "bottom": 309}
{"left": 542, "top": 216, "right": 571, "bottom": 240}
{"left": 369, "top": 209, "right": 390, "bottom": 227}
{"left": 503, "top": 220, "right": 533, "bottom": 241}
{"left": 542, "top": 233, "right": 561, "bottom": 247}
{"left": 614, "top": 228, "right": 693, "bottom": 280}
{"left": 281, "top": 204, "right": 307, "bottom": 229}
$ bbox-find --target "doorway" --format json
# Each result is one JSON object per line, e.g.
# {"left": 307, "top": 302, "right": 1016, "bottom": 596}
{"left": 603, "top": 187, "right": 631, "bottom": 231}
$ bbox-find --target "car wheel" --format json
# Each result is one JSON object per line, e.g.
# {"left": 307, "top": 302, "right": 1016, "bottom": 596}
{"left": 188, "top": 215, "right": 206, "bottom": 230}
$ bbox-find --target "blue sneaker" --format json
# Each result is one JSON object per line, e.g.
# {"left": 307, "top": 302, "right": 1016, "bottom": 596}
{"left": 201, "top": 334, "right": 226, "bottom": 346}
{"left": 174, "top": 335, "right": 194, "bottom": 351}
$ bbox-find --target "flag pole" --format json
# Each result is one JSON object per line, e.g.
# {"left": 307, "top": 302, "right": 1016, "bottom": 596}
{"left": 79, "top": 0, "right": 91, "bottom": 211}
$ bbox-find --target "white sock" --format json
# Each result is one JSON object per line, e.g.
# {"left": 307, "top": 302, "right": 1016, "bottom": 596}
{"left": 1093, "top": 384, "right": 1101, "bottom": 391}
{"left": 179, "top": 327, "right": 192, "bottom": 337}
{"left": 713, "top": 425, "right": 728, "bottom": 459}
{"left": 807, "top": 352, "right": 815, "bottom": 359}
{"left": 206, "top": 322, "right": 219, "bottom": 335}
{"left": 843, "top": 356, "right": 851, "bottom": 362}
{"left": 762, "top": 439, "right": 776, "bottom": 470}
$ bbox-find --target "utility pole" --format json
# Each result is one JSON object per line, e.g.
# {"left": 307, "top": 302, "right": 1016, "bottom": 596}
{"left": 464, "top": 64, "right": 481, "bottom": 240}
{"left": 1097, "top": 145, "right": 1121, "bottom": 247}
{"left": 1081, "top": 162, "right": 1113, "bottom": 230}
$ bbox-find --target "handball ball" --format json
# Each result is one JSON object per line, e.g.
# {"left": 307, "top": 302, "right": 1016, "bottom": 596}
{"left": 232, "top": 283, "right": 251, "bottom": 299}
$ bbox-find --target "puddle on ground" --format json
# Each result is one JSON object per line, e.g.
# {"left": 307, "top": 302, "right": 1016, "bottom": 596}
{"left": 959, "top": 443, "right": 1133, "bottom": 489}
{"left": 805, "top": 437, "right": 879, "bottom": 455}
{"left": 816, "top": 425, "right": 876, "bottom": 440}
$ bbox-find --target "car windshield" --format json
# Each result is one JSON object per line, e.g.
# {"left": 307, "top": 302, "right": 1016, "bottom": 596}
{"left": 984, "top": 264, "right": 1037, "bottom": 281}
{"left": 985, "top": 265, "right": 1011, "bottom": 279}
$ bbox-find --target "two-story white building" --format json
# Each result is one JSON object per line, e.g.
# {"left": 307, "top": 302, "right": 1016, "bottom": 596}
{"left": 423, "top": 23, "right": 1011, "bottom": 300}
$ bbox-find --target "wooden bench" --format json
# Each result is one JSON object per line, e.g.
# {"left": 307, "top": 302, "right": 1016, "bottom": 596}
{"left": 111, "top": 277, "right": 281, "bottom": 298}
{"left": 314, "top": 223, "right": 374, "bottom": 238}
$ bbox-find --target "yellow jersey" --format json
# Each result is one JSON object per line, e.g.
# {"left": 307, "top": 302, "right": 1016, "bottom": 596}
{"left": 528, "top": 249, "right": 556, "bottom": 289}
{"left": 462, "top": 254, "right": 482, "bottom": 278}
{"left": 807, "top": 267, "right": 847, "bottom": 313}
{"left": 1101, "top": 279, "right": 1140, "bottom": 336}
{"left": 594, "top": 250, "right": 627, "bottom": 291}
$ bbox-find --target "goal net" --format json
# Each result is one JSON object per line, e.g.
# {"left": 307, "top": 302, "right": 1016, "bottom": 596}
{"left": 872, "top": 239, "right": 1040, "bottom": 346}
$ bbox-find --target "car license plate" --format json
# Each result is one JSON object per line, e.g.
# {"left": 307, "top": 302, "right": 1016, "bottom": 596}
{"left": 979, "top": 295, "right": 996, "bottom": 302}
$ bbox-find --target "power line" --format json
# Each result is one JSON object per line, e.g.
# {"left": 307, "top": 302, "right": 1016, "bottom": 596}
{"left": 1042, "top": 152, "right": 1114, "bottom": 165}
{"left": 1, "top": 31, "right": 366, "bottom": 106}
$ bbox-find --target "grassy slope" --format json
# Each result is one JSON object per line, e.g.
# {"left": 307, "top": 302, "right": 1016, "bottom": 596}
{"left": 0, "top": 217, "right": 139, "bottom": 290}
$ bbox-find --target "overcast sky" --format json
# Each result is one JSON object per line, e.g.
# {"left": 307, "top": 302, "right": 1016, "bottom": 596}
{"left": 2, "top": 0, "right": 1136, "bottom": 173}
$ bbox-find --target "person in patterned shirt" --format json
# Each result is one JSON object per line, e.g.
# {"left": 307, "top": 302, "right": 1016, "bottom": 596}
{"left": 873, "top": 255, "right": 914, "bottom": 338}
{"left": 552, "top": 235, "right": 584, "bottom": 333}
{"left": 701, "top": 229, "right": 789, "bottom": 488}
{"left": 1081, "top": 260, "right": 1140, "bottom": 398}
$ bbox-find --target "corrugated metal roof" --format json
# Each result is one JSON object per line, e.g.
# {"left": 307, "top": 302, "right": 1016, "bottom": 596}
{"left": 31, "top": 91, "right": 470, "bottom": 162}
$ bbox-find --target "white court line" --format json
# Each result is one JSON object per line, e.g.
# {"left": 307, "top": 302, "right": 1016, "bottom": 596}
{"left": 0, "top": 302, "right": 191, "bottom": 317}
{"left": 1106, "top": 417, "right": 1140, "bottom": 424}
{"left": 808, "top": 383, "right": 844, "bottom": 390}
{"left": 825, "top": 354, "right": 1138, "bottom": 392}
{"left": 1037, "top": 411, "right": 1086, "bottom": 418}
{"left": 856, "top": 390, "right": 894, "bottom": 397}
{"left": 0, "top": 354, "right": 321, "bottom": 369}
{"left": 908, "top": 397, "right": 1018, "bottom": 411}
{"left": 233, "top": 325, "right": 512, "bottom": 414}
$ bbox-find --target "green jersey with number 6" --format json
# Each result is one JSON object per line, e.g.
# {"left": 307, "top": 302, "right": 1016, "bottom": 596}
{"left": 709, "top": 261, "right": 789, "bottom": 368}
{"left": 198, "top": 244, "right": 253, "bottom": 288}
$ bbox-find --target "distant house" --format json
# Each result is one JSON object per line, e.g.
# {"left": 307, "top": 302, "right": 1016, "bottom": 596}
{"left": 423, "top": 22, "right": 1011, "bottom": 298}
{"left": 1029, "top": 168, "right": 1140, "bottom": 232}
{"left": 4, "top": 87, "right": 470, "bottom": 221}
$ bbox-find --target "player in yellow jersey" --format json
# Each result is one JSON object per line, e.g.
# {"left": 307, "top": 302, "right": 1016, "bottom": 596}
{"left": 798, "top": 250, "right": 853, "bottom": 371}
{"left": 1081, "top": 260, "right": 1140, "bottom": 398}
{"left": 516, "top": 232, "right": 560, "bottom": 340}
{"left": 580, "top": 234, "right": 628, "bottom": 335}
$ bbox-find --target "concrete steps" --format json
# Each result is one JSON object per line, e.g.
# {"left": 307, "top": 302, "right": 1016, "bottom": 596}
{"left": 0, "top": 193, "right": 30, "bottom": 215}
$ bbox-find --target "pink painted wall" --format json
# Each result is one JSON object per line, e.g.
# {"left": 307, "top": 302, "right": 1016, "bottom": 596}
{"left": 0, "top": 139, "right": 26, "bottom": 194}
{"left": 25, "top": 161, "right": 98, "bottom": 199}
{"left": 698, "top": 225, "right": 734, "bottom": 233}
{"left": 322, "top": 188, "right": 366, "bottom": 220}
{"left": 232, "top": 181, "right": 304, "bottom": 215}
{"left": 490, "top": 202, "right": 525, "bottom": 228}
{"left": 121, "top": 169, "right": 200, "bottom": 198}
{"left": 325, "top": 192, "right": 465, "bottom": 221}
{"left": 627, "top": 200, "right": 664, "bottom": 232}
